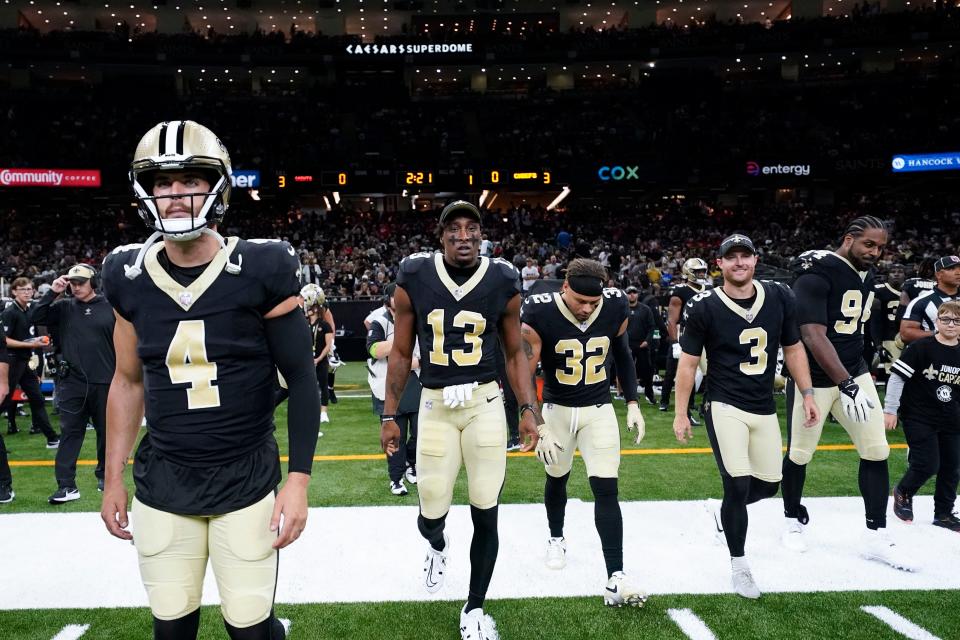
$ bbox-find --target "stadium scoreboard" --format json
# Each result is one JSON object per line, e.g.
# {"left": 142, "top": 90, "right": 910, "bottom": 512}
{"left": 274, "top": 167, "right": 559, "bottom": 191}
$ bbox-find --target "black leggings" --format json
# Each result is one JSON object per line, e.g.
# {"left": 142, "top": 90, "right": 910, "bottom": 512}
{"left": 898, "top": 420, "right": 960, "bottom": 518}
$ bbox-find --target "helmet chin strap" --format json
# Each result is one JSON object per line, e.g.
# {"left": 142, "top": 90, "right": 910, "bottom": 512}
{"left": 124, "top": 227, "right": 241, "bottom": 280}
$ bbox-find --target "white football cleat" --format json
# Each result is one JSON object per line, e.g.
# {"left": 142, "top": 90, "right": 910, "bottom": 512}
{"left": 320, "top": 412, "right": 330, "bottom": 424}
{"left": 731, "top": 566, "right": 762, "bottom": 599}
{"left": 423, "top": 533, "right": 450, "bottom": 593}
{"left": 459, "top": 605, "right": 499, "bottom": 640}
{"left": 603, "top": 571, "right": 648, "bottom": 607}
{"left": 860, "top": 529, "right": 917, "bottom": 572}
{"left": 405, "top": 465, "right": 418, "bottom": 485}
{"left": 545, "top": 537, "right": 566, "bottom": 570}
{"left": 390, "top": 480, "right": 408, "bottom": 496}
{"left": 705, "top": 498, "right": 724, "bottom": 546}
{"left": 781, "top": 518, "right": 808, "bottom": 553}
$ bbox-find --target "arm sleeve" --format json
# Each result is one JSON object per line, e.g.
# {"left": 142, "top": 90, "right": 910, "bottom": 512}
{"left": 265, "top": 309, "right": 321, "bottom": 475}
{"left": 612, "top": 332, "right": 639, "bottom": 403}
{"left": 679, "top": 301, "right": 707, "bottom": 356}
{"left": 366, "top": 319, "right": 387, "bottom": 356}
{"left": 883, "top": 371, "right": 905, "bottom": 415}
{"left": 29, "top": 290, "right": 60, "bottom": 326}
{"left": 779, "top": 285, "right": 801, "bottom": 347}
{"left": 793, "top": 274, "right": 830, "bottom": 326}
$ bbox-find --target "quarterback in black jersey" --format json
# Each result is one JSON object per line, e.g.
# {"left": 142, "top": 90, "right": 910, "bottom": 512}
{"left": 675, "top": 234, "right": 819, "bottom": 599}
{"left": 520, "top": 258, "right": 647, "bottom": 607}
{"left": 659, "top": 258, "right": 711, "bottom": 422}
{"left": 380, "top": 200, "right": 541, "bottom": 640}
{"left": 100, "top": 121, "right": 320, "bottom": 640}
{"left": 781, "top": 216, "right": 913, "bottom": 571}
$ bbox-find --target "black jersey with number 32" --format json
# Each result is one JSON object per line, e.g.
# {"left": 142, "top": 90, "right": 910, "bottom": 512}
{"left": 397, "top": 253, "right": 521, "bottom": 389}
{"left": 521, "top": 289, "right": 629, "bottom": 407}
{"left": 681, "top": 281, "right": 800, "bottom": 414}
{"left": 792, "top": 250, "right": 876, "bottom": 387}
{"left": 102, "top": 236, "right": 301, "bottom": 513}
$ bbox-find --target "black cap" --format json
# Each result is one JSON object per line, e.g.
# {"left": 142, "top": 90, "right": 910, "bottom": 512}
{"left": 719, "top": 233, "right": 756, "bottom": 257}
{"left": 439, "top": 200, "right": 482, "bottom": 225}
{"left": 935, "top": 255, "right": 960, "bottom": 272}
{"left": 625, "top": 285, "right": 640, "bottom": 293}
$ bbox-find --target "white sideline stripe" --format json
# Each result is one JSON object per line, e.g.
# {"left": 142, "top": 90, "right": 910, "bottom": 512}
{"left": 51, "top": 625, "right": 90, "bottom": 640}
{"left": 861, "top": 606, "right": 942, "bottom": 640}
{"left": 2, "top": 496, "right": 956, "bottom": 610}
{"left": 667, "top": 608, "right": 717, "bottom": 640}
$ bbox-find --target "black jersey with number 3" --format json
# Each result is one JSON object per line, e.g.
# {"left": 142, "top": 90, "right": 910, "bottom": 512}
{"left": 792, "top": 250, "right": 876, "bottom": 387}
{"left": 670, "top": 282, "right": 710, "bottom": 332}
{"left": 681, "top": 281, "right": 800, "bottom": 414}
{"left": 873, "top": 282, "right": 902, "bottom": 342}
{"left": 521, "top": 288, "right": 629, "bottom": 407}
{"left": 397, "top": 253, "right": 521, "bottom": 389}
{"left": 102, "top": 236, "right": 301, "bottom": 514}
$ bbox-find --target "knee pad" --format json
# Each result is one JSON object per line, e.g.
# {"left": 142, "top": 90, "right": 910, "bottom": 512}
{"left": 861, "top": 443, "right": 890, "bottom": 462}
{"left": 222, "top": 594, "right": 273, "bottom": 629}
{"left": 788, "top": 448, "right": 814, "bottom": 466}
{"left": 150, "top": 588, "right": 195, "bottom": 622}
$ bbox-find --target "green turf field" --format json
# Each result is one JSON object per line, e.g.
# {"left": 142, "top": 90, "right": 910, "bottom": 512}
{"left": 1, "top": 363, "right": 951, "bottom": 640}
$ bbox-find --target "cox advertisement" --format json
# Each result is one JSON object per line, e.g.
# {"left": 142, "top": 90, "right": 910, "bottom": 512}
{"left": 891, "top": 152, "right": 960, "bottom": 173}
{"left": 0, "top": 169, "right": 101, "bottom": 187}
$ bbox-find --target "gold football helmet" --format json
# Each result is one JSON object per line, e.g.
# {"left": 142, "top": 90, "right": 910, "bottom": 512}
{"left": 681, "top": 257, "right": 709, "bottom": 285}
{"left": 129, "top": 120, "right": 232, "bottom": 241}
{"left": 300, "top": 283, "right": 326, "bottom": 310}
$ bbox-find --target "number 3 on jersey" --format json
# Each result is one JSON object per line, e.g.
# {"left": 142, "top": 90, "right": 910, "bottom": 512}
{"left": 427, "top": 309, "right": 487, "bottom": 366}
{"left": 166, "top": 320, "right": 221, "bottom": 409}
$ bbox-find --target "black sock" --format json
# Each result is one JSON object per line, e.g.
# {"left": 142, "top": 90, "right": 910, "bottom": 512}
{"left": 544, "top": 472, "right": 570, "bottom": 538}
{"left": 781, "top": 456, "right": 807, "bottom": 518}
{"left": 224, "top": 614, "right": 284, "bottom": 640}
{"left": 153, "top": 610, "right": 200, "bottom": 640}
{"left": 466, "top": 505, "right": 499, "bottom": 613}
{"left": 746, "top": 477, "right": 780, "bottom": 505}
{"left": 859, "top": 458, "right": 889, "bottom": 530}
{"left": 720, "top": 475, "right": 751, "bottom": 557}
{"left": 418, "top": 513, "right": 448, "bottom": 551}
{"left": 589, "top": 476, "right": 623, "bottom": 577}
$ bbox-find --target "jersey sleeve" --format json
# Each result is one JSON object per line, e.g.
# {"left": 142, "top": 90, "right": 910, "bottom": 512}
{"left": 890, "top": 340, "right": 922, "bottom": 381}
{"left": 101, "top": 245, "right": 140, "bottom": 321}
{"left": 493, "top": 257, "right": 522, "bottom": 297}
{"left": 395, "top": 252, "right": 431, "bottom": 290}
{"left": 777, "top": 283, "right": 802, "bottom": 347}
{"left": 792, "top": 273, "right": 831, "bottom": 326}
{"left": 679, "top": 298, "right": 708, "bottom": 356}
{"left": 255, "top": 241, "right": 302, "bottom": 315}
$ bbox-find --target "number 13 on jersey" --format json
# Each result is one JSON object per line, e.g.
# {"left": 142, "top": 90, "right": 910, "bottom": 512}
{"left": 426, "top": 309, "right": 487, "bottom": 366}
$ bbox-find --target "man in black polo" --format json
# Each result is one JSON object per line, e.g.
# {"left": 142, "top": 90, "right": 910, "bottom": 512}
{"left": 900, "top": 255, "right": 960, "bottom": 346}
{"left": 1, "top": 277, "right": 59, "bottom": 448}
{"left": 625, "top": 285, "right": 657, "bottom": 406}
{"left": 31, "top": 264, "right": 115, "bottom": 503}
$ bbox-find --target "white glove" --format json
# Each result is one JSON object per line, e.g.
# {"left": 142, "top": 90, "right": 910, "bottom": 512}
{"left": 626, "top": 403, "right": 645, "bottom": 444}
{"left": 838, "top": 377, "right": 875, "bottom": 423}
{"left": 442, "top": 382, "right": 479, "bottom": 408}
{"left": 671, "top": 343, "right": 682, "bottom": 360}
{"left": 535, "top": 423, "right": 565, "bottom": 467}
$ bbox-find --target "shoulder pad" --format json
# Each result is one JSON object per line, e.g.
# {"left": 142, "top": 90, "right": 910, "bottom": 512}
{"left": 523, "top": 292, "right": 554, "bottom": 306}
{"left": 602, "top": 287, "right": 624, "bottom": 299}
{"left": 790, "top": 250, "right": 832, "bottom": 276}
{"left": 685, "top": 288, "right": 714, "bottom": 308}
{"left": 238, "top": 237, "right": 300, "bottom": 270}
{"left": 399, "top": 251, "right": 433, "bottom": 275}
{"left": 490, "top": 256, "right": 520, "bottom": 278}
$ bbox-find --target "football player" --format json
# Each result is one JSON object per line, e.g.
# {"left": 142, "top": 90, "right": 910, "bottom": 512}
{"left": 659, "top": 257, "right": 711, "bottom": 424}
{"left": 303, "top": 284, "right": 334, "bottom": 424}
{"left": 520, "top": 258, "right": 648, "bottom": 607}
{"left": 0, "top": 323, "right": 11, "bottom": 504}
{"left": 379, "top": 200, "right": 541, "bottom": 640}
{"left": 100, "top": 120, "right": 321, "bottom": 640}
{"left": 901, "top": 258, "right": 936, "bottom": 306}
{"left": 871, "top": 264, "right": 905, "bottom": 372}
{"left": 780, "top": 216, "right": 913, "bottom": 571}
{"left": 899, "top": 256, "right": 960, "bottom": 345}
{"left": 673, "top": 234, "right": 819, "bottom": 599}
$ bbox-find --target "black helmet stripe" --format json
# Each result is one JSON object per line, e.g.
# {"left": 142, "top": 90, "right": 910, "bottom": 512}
{"left": 175, "top": 121, "right": 185, "bottom": 155}
{"left": 157, "top": 122, "right": 169, "bottom": 155}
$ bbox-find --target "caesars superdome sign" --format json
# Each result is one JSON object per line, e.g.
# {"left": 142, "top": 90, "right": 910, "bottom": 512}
{"left": 345, "top": 43, "right": 474, "bottom": 56}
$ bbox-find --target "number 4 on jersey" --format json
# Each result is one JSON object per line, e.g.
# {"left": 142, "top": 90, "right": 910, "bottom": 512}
{"left": 166, "top": 320, "right": 221, "bottom": 410}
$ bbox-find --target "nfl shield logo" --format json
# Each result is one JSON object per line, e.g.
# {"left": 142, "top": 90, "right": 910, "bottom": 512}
{"left": 179, "top": 291, "right": 193, "bottom": 307}
{"left": 425, "top": 400, "right": 433, "bottom": 410}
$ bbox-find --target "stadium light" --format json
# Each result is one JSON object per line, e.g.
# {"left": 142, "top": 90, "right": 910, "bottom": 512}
{"left": 332, "top": 191, "right": 341, "bottom": 205}
{"left": 546, "top": 186, "right": 571, "bottom": 211}
{"left": 479, "top": 189, "right": 490, "bottom": 207}
{"left": 249, "top": 189, "right": 260, "bottom": 201}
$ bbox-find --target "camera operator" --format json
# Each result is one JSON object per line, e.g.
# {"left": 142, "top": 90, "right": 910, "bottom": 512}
{"left": 1, "top": 277, "right": 59, "bottom": 448}
{"left": 30, "top": 265, "right": 115, "bottom": 503}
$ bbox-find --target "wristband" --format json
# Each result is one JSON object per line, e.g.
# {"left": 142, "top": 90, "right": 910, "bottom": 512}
{"left": 519, "top": 403, "right": 538, "bottom": 418}
{"left": 800, "top": 388, "right": 815, "bottom": 398}
{"left": 380, "top": 414, "right": 397, "bottom": 423}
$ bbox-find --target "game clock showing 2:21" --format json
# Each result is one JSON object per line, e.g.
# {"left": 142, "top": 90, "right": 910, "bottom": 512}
{"left": 399, "top": 169, "right": 554, "bottom": 189}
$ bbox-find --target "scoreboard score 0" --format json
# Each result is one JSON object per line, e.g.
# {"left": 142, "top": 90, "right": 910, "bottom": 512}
{"left": 275, "top": 168, "right": 559, "bottom": 191}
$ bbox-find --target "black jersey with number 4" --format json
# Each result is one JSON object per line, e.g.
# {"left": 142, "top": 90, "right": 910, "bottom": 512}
{"left": 792, "top": 250, "right": 876, "bottom": 387}
{"left": 102, "top": 236, "right": 301, "bottom": 514}
{"left": 681, "top": 281, "right": 800, "bottom": 414}
{"left": 891, "top": 336, "right": 960, "bottom": 430}
{"left": 521, "top": 288, "right": 629, "bottom": 407}
{"left": 396, "top": 253, "right": 521, "bottom": 389}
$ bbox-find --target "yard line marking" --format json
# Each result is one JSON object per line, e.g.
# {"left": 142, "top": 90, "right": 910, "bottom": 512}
{"left": 861, "top": 606, "right": 942, "bottom": 640}
{"left": 667, "top": 608, "right": 718, "bottom": 640}
{"left": 51, "top": 624, "right": 90, "bottom": 640}
{"left": 9, "top": 444, "right": 909, "bottom": 467}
